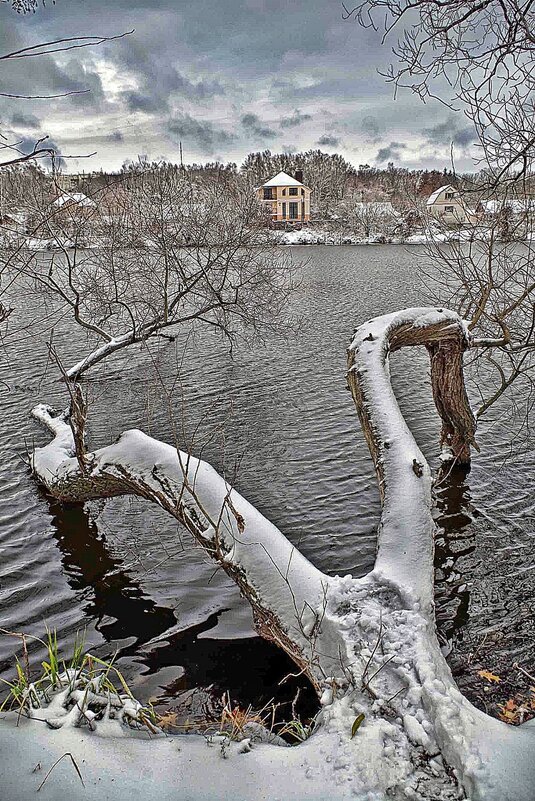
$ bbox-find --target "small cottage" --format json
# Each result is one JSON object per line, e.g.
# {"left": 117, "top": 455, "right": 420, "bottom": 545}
{"left": 426, "top": 185, "right": 475, "bottom": 225}
{"left": 255, "top": 171, "right": 311, "bottom": 224}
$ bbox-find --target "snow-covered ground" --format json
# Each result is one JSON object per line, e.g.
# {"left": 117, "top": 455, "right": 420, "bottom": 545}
{"left": 274, "top": 226, "right": 510, "bottom": 246}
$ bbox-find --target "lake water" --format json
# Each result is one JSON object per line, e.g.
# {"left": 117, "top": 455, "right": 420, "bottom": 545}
{"left": 1, "top": 245, "right": 533, "bottom": 718}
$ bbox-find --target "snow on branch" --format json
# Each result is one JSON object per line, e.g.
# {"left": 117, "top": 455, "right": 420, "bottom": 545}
{"left": 347, "top": 307, "right": 475, "bottom": 613}
{"left": 30, "top": 404, "right": 343, "bottom": 691}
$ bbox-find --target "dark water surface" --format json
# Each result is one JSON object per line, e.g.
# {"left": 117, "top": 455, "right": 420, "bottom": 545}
{"left": 1, "top": 245, "right": 533, "bottom": 718}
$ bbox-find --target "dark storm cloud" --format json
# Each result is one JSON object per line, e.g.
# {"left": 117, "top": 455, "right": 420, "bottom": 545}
{"left": 17, "top": 134, "right": 66, "bottom": 169}
{"left": 168, "top": 114, "right": 235, "bottom": 154}
{"left": 0, "top": 0, "right": 479, "bottom": 170}
{"left": 423, "top": 117, "right": 475, "bottom": 149}
{"left": 376, "top": 141, "right": 406, "bottom": 163}
{"left": 241, "top": 114, "right": 277, "bottom": 141}
{"left": 317, "top": 135, "right": 340, "bottom": 147}
{"left": 280, "top": 109, "right": 312, "bottom": 128}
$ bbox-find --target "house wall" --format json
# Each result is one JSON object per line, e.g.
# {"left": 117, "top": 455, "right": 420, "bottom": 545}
{"left": 255, "top": 185, "right": 311, "bottom": 222}
{"left": 427, "top": 188, "right": 472, "bottom": 224}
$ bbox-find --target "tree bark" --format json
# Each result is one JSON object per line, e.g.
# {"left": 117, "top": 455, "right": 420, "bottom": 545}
{"left": 426, "top": 340, "right": 477, "bottom": 464}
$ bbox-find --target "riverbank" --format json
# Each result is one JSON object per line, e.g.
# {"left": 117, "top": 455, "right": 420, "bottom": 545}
{"left": 274, "top": 226, "right": 530, "bottom": 246}
{"left": 0, "top": 223, "right": 528, "bottom": 251}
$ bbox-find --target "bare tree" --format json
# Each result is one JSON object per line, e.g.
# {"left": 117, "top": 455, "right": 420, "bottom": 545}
{"left": 420, "top": 210, "right": 535, "bottom": 439}
{"left": 3, "top": 164, "right": 295, "bottom": 379}
{"left": 345, "top": 0, "right": 535, "bottom": 189}
{"left": 343, "top": 0, "right": 535, "bottom": 443}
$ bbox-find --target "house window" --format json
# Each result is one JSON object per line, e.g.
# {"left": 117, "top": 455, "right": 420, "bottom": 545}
{"left": 301, "top": 188, "right": 304, "bottom": 195}
{"left": 282, "top": 189, "right": 286, "bottom": 196}
{"left": 444, "top": 205, "right": 454, "bottom": 213}
{"left": 289, "top": 187, "right": 298, "bottom": 196}
{"left": 445, "top": 192, "right": 455, "bottom": 200}
{"left": 282, "top": 203, "right": 286, "bottom": 218}
{"left": 263, "top": 188, "right": 274, "bottom": 200}
{"left": 289, "top": 202, "right": 298, "bottom": 219}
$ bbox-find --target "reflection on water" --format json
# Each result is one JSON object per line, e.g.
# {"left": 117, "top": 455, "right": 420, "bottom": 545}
{"left": 0, "top": 244, "right": 534, "bottom": 719}
{"left": 45, "top": 493, "right": 177, "bottom": 646}
{"left": 434, "top": 465, "right": 475, "bottom": 653}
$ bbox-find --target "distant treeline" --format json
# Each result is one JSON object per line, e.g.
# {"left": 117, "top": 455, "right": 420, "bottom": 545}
{"left": 0, "top": 149, "right": 487, "bottom": 221}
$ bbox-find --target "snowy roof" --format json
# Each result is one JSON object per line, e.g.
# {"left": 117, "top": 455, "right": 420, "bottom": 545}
{"left": 482, "top": 198, "right": 534, "bottom": 213}
{"left": 53, "top": 192, "right": 96, "bottom": 208}
{"left": 426, "top": 185, "right": 457, "bottom": 206}
{"left": 259, "top": 171, "right": 306, "bottom": 188}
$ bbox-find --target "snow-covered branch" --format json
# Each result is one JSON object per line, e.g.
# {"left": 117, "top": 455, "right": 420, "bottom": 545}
{"left": 21, "top": 306, "right": 535, "bottom": 800}
{"left": 31, "top": 403, "right": 342, "bottom": 691}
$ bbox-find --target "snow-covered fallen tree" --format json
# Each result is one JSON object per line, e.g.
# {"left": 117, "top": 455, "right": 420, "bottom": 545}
{"left": 2, "top": 307, "right": 534, "bottom": 801}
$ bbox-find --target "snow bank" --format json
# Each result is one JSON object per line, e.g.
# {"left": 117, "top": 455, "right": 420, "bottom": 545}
{"left": 274, "top": 229, "right": 392, "bottom": 246}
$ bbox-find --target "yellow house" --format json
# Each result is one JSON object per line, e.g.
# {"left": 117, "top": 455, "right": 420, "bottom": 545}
{"left": 426, "top": 184, "right": 476, "bottom": 225}
{"left": 255, "top": 170, "right": 311, "bottom": 223}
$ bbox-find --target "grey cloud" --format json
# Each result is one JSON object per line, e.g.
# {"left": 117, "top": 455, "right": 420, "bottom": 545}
{"left": 453, "top": 128, "right": 475, "bottom": 147}
{"left": 0, "top": 21, "right": 105, "bottom": 110}
{"left": 361, "top": 115, "right": 380, "bottom": 143}
{"left": 168, "top": 114, "right": 235, "bottom": 154}
{"left": 1, "top": 0, "right": 479, "bottom": 172}
{"left": 317, "top": 135, "right": 340, "bottom": 147}
{"left": 60, "top": 58, "right": 107, "bottom": 109}
{"left": 280, "top": 109, "right": 312, "bottom": 128}
{"left": 17, "top": 134, "right": 66, "bottom": 170}
{"left": 423, "top": 117, "right": 474, "bottom": 149}
{"left": 376, "top": 141, "right": 406, "bottom": 163}
{"left": 241, "top": 113, "right": 277, "bottom": 140}
{"left": 122, "top": 71, "right": 224, "bottom": 117}
{"left": 125, "top": 92, "right": 163, "bottom": 114}
{"left": 174, "top": 72, "right": 225, "bottom": 100}
{"left": 10, "top": 111, "right": 40, "bottom": 129}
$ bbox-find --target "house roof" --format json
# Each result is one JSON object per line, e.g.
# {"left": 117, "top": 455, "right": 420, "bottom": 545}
{"left": 53, "top": 192, "right": 96, "bottom": 208}
{"left": 482, "top": 198, "right": 534, "bottom": 213}
{"left": 259, "top": 171, "right": 306, "bottom": 188}
{"left": 426, "top": 185, "right": 457, "bottom": 206}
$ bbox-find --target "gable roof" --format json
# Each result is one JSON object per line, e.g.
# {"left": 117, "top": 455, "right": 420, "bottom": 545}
{"left": 426, "top": 185, "right": 457, "bottom": 206}
{"left": 53, "top": 192, "right": 96, "bottom": 208}
{"left": 260, "top": 171, "right": 306, "bottom": 188}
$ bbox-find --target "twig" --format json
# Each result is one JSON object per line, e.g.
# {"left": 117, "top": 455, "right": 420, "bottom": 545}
{"left": 37, "top": 752, "right": 85, "bottom": 792}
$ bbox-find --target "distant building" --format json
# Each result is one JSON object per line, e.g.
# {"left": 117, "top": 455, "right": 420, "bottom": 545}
{"left": 255, "top": 171, "right": 311, "bottom": 224}
{"left": 49, "top": 192, "right": 97, "bottom": 239}
{"left": 56, "top": 173, "right": 89, "bottom": 192}
{"left": 52, "top": 192, "right": 96, "bottom": 210}
{"left": 0, "top": 211, "right": 28, "bottom": 232}
{"left": 426, "top": 185, "right": 475, "bottom": 225}
{"left": 479, "top": 198, "right": 535, "bottom": 217}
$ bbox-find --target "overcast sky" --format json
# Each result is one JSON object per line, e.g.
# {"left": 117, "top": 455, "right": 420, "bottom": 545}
{"left": 0, "top": 0, "right": 478, "bottom": 173}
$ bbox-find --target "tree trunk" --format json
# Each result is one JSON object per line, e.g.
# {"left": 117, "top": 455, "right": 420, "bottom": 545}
{"left": 426, "top": 340, "right": 477, "bottom": 464}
